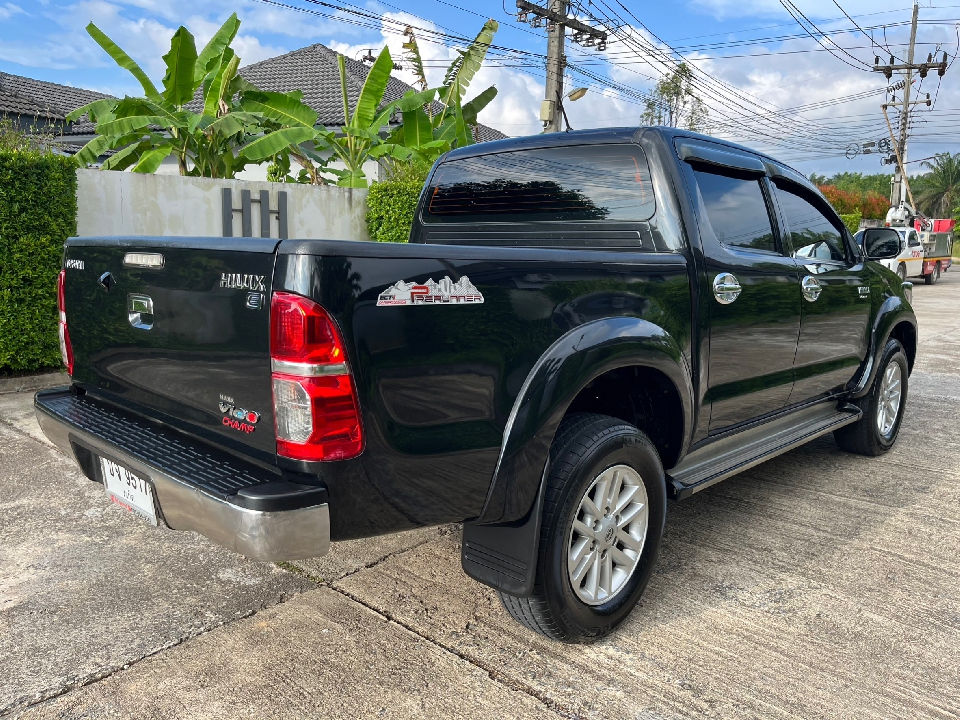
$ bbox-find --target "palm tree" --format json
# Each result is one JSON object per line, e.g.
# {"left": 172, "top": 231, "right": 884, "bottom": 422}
{"left": 917, "top": 152, "right": 960, "bottom": 216}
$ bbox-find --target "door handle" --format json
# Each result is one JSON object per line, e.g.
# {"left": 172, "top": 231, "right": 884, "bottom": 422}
{"left": 713, "top": 273, "right": 742, "bottom": 304}
{"left": 801, "top": 275, "right": 822, "bottom": 302}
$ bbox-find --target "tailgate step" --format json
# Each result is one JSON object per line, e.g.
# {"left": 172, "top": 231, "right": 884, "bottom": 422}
{"left": 35, "top": 389, "right": 326, "bottom": 511}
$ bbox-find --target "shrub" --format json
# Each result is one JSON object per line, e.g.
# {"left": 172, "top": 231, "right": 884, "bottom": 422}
{"left": 839, "top": 212, "right": 861, "bottom": 235}
{"left": 860, "top": 192, "right": 890, "bottom": 220}
{"left": 365, "top": 175, "right": 425, "bottom": 243}
{"left": 0, "top": 150, "right": 77, "bottom": 372}
{"left": 819, "top": 184, "right": 890, "bottom": 221}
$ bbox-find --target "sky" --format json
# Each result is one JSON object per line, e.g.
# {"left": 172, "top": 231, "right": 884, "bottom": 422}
{"left": 1, "top": 0, "right": 958, "bottom": 177}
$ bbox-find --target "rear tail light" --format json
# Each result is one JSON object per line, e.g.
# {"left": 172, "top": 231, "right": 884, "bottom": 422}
{"left": 57, "top": 270, "right": 74, "bottom": 375}
{"left": 270, "top": 292, "right": 363, "bottom": 461}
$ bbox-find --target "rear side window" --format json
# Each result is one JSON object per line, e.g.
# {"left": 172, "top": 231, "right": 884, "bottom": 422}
{"left": 424, "top": 144, "right": 655, "bottom": 224}
{"left": 692, "top": 168, "right": 777, "bottom": 253}
{"left": 775, "top": 184, "right": 846, "bottom": 262}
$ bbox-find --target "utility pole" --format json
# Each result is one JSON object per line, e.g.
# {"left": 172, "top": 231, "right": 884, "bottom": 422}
{"left": 873, "top": 1, "right": 947, "bottom": 207}
{"left": 516, "top": 0, "right": 606, "bottom": 132}
{"left": 543, "top": 0, "right": 567, "bottom": 133}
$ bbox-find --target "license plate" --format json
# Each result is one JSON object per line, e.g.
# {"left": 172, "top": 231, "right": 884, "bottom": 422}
{"left": 100, "top": 457, "right": 158, "bottom": 526}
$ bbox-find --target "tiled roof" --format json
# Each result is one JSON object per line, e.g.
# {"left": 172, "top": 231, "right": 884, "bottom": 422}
{"left": 0, "top": 72, "right": 113, "bottom": 135}
{"left": 2, "top": 42, "right": 507, "bottom": 142}
{"left": 235, "top": 43, "right": 507, "bottom": 142}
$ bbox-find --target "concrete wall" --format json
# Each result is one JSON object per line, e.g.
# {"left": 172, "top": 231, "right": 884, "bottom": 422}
{"left": 76, "top": 170, "right": 370, "bottom": 241}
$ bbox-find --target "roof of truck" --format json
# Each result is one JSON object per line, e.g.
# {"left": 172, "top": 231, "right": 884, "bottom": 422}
{"left": 438, "top": 126, "right": 813, "bottom": 192}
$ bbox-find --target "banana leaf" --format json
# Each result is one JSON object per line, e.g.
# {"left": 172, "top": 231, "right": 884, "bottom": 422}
{"left": 461, "top": 86, "right": 497, "bottom": 127}
{"left": 132, "top": 145, "right": 175, "bottom": 173}
{"left": 73, "top": 135, "right": 114, "bottom": 167}
{"left": 101, "top": 141, "right": 149, "bottom": 171}
{"left": 337, "top": 168, "right": 368, "bottom": 188}
{"left": 65, "top": 98, "right": 116, "bottom": 124}
{"left": 203, "top": 50, "right": 240, "bottom": 117}
{"left": 242, "top": 91, "right": 318, "bottom": 128}
{"left": 351, "top": 47, "right": 393, "bottom": 129}
{"left": 240, "top": 126, "right": 317, "bottom": 161}
{"left": 440, "top": 20, "right": 497, "bottom": 108}
{"left": 162, "top": 26, "right": 198, "bottom": 106}
{"left": 401, "top": 107, "right": 433, "bottom": 148}
{"left": 195, "top": 13, "right": 239, "bottom": 82}
{"left": 86, "top": 23, "right": 160, "bottom": 99}
{"left": 96, "top": 115, "right": 172, "bottom": 137}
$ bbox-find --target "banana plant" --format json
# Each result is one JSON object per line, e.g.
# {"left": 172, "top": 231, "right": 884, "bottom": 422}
{"left": 68, "top": 14, "right": 311, "bottom": 179}
{"left": 379, "top": 21, "right": 499, "bottom": 171}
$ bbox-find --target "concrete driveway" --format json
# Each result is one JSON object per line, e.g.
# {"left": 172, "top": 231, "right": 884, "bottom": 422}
{"left": 2, "top": 273, "right": 958, "bottom": 720}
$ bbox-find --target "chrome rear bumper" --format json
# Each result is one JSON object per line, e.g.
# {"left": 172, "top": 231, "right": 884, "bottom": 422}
{"left": 35, "top": 388, "right": 329, "bottom": 561}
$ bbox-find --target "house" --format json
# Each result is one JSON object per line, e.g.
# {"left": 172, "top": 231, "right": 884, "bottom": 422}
{"left": 0, "top": 71, "right": 112, "bottom": 153}
{"left": 2, "top": 41, "right": 506, "bottom": 178}
{"left": 235, "top": 43, "right": 506, "bottom": 142}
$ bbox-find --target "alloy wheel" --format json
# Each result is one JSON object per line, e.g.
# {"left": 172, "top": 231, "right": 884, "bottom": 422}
{"left": 876, "top": 363, "right": 903, "bottom": 438}
{"left": 567, "top": 464, "right": 648, "bottom": 606}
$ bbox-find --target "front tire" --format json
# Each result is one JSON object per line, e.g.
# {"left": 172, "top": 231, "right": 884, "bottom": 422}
{"left": 497, "top": 414, "right": 666, "bottom": 642}
{"left": 834, "top": 339, "right": 908, "bottom": 456}
{"left": 897, "top": 263, "right": 907, "bottom": 281}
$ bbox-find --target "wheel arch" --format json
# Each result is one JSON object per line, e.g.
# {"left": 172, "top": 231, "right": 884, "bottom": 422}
{"left": 478, "top": 317, "right": 693, "bottom": 526}
{"left": 850, "top": 295, "right": 918, "bottom": 398}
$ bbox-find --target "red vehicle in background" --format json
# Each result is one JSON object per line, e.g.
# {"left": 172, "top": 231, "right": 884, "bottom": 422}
{"left": 913, "top": 218, "right": 954, "bottom": 284}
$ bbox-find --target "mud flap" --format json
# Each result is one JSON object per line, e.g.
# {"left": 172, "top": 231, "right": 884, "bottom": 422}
{"left": 460, "top": 463, "right": 548, "bottom": 597}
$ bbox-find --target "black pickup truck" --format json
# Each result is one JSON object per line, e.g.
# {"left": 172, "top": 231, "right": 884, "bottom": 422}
{"left": 37, "top": 128, "right": 917, "bottom": 642}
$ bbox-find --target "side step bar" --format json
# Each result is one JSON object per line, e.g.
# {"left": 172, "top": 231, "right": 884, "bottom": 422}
{"left": 668, "top": 402, "right": 862, "bottom": 500}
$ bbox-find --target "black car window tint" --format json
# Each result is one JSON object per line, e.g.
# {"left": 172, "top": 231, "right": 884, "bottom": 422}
{"left": 424, "top": 145, "right": 655, "bottom": 223}
{"left": 692, "top": 167, "right": 777, "bottom": 253}
{"left": 776, "top": 185, "right": 846, "bottom": 262}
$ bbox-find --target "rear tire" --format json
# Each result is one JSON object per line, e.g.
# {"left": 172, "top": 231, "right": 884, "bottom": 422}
{"left": 924, "top": 261, "right": 941, "bottom": 285}
{"left": 834, "top": 339, "right": 908, "bottom": 456}
{"left": 497, "top": 413, "right": 666, "bottom": 642}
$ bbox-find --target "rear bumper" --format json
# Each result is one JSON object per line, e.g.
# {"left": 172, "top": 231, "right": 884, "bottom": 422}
{"left": 35, "top": 388, "right": 329, "bottom": 561}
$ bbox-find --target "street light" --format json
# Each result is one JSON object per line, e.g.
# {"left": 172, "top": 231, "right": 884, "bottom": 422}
{"left": 560, "top": 87, "right": 588, "bottom": 131}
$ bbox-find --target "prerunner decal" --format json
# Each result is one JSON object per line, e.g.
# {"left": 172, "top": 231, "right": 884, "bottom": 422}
{"left": 377, "top": 276, "right": 484, "bottom": 306}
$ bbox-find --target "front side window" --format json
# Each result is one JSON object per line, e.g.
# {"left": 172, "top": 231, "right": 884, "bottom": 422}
{"left": 693, "top": 168, "right": 777, "bottom": 253}
{"left": 424, "top": 144, "right": 655, "bottom": 224}
{"left": 775, "top": 184, "right": 846, "bottom": 262}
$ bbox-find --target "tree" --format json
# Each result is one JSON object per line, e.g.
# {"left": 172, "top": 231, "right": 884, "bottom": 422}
{"left": 265, "top": 20, "right": 500, "bottom": 187}
{"left": 916, "top": 152, "right": 960, "bottom": 216}
{"left": 377, "top": 22, "right": 499, "bottom": 175}
{"left": 641, "top": 63, "right": 708, "bottom": 132}
{"left": 67, "top": 15, "right": 313, "bottom": 178}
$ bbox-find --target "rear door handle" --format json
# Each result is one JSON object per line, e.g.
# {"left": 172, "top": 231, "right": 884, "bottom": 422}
{"left": 713, "top": 273, "right": 742, "bottom": 304}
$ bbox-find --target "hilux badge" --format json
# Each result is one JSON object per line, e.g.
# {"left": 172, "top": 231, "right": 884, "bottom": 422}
{"left": 377, "top": 275, "right": 484, "bottom": 306}
{"left": 220, "top": 273, "right": 266, "bottom": 292}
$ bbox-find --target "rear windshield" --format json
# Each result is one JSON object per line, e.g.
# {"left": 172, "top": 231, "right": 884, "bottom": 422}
{"left": 423, "top": 144, "right": 656, "bottom": 224}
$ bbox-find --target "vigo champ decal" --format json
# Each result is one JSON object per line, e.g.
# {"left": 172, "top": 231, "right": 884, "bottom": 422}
{"left": 376, "top": 275, "right": 484, "bottom": 306}
{"left": 218, "top": 398, "right": 261, "bottom": 434}
{"left": 220, "top": 273, "right": 266, "bottom": 292}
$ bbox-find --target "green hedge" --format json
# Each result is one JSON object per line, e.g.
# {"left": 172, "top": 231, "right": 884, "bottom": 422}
{"left": 0, "top": 151, "right": 77, "bottom": 372}
{"left": 365, "top": 177, "right": 424, "bottom": 243}
{"left": 839, "top": 212, "right": 861, "bottom": 235}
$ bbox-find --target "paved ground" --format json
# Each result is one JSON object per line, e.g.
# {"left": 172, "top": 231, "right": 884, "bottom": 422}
{"left": 2, "top": 273, "right": 958, "bottom": 719}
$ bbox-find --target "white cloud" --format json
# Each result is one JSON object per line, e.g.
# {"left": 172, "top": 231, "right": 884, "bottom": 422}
{"left": 0, "top": 3, "right": 25, "bottom": 20}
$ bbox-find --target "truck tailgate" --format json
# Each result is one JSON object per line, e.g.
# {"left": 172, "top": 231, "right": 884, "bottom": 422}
{"left": 63, "top": 237, "right": 279, "bottom": 461}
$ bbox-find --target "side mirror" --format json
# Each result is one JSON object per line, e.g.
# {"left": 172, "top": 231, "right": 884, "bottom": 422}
{"left": 863, "top": 228, "right": 903, "bottom": 260}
